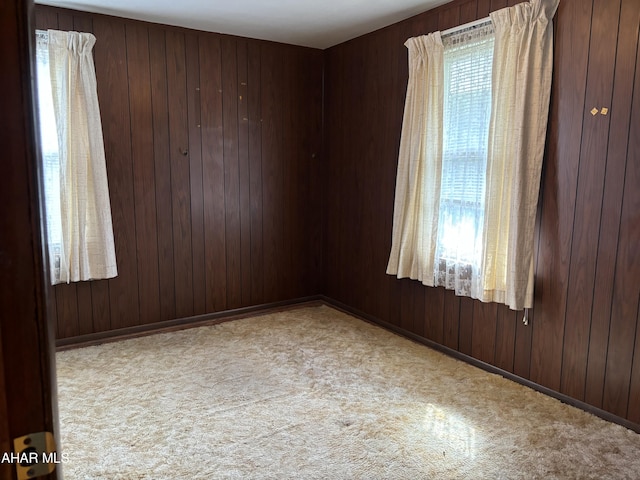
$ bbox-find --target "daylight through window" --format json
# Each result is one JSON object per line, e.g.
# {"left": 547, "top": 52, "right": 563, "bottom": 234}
{"left": 36, "top": 34, "right": 63, "bottom": 281}
{"left": 435, "top": 27, "right": 494, "bottom": 273}
{"left": 387, "top": 0, "right": 559, "bottom": 310}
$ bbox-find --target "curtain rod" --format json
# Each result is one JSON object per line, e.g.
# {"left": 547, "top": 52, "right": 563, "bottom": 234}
{"left": 441, "top": 16, "right": 491, "bottom": 37}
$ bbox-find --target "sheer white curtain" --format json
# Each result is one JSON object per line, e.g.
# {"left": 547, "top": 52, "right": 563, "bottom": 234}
{"left": 387, "top": 0, "right": 558, "bottom": 310}
{"left": 36, "top": 29, "right": 117, "bottom": 284}
{"left": 434, "top": 23, "right": 494, "bottom": 299}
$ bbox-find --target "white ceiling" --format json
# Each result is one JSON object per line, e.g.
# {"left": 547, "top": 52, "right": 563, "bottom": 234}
{"left": 35, "top": 0, "right": 451, "bottom": 49}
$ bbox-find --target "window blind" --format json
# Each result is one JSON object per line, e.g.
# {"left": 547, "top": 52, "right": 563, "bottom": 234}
{"left": 436, "top": 26, "right": 494, "bottom": 264}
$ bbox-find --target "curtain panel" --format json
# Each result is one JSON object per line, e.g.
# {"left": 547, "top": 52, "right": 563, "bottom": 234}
{"left": 387, "top": 0, "right": 559, "bottom": 310}
{"left": 386, "top": 33, "right": 444, "bottom": 283}
{"left": 482, "top": 0, "right": 559, "bottom": 308}
{"left": 43, "top": 30, "right": 118, "bottom": 284}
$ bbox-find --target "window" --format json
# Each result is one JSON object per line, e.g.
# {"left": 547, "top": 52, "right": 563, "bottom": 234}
{"left": 35, "top": 32, "right": 63, "bottom": 281}
{"left": 435, "top": 26, "right": 494, "bottom": 286}
{"left": 387, "top": 0, "right": 559, "bottom": 310}
{"left": 35, "top": 29, "right": 118, "bottom": 285}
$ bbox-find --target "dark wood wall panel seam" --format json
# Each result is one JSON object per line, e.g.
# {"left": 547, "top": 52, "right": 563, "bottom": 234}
{"left": 150, "top": 27, "right": 177, "bottom": 321}
{"left": 186, "top": 32, "right": 206, "bottom": 315}
{"left": 247, "top": 41, "right": 264, "bottom": 306}
{"left": 125, "top": 24, "right": 146, "bottom": 326}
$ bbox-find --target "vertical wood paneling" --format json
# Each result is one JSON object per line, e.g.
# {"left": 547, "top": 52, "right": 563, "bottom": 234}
{"left": 460, "top": 0, "right": 477, "bottom": 21}
{"left": 629, "top": 303, "right": 640, "bottom": 423}
{"left": 411, "top": 282, "right": 426, "bottom": 338}
{"left": 55, "top": 288, "right": 79, "bottom": 338}
{"left": 490, "top": 0, "right": 508, "bottom": 10}
{"left": 281, "top": 46, "right": 295, "bottom": 300}
{"left": 586, "top": 0, "right": 640, "bottom": 409}
{"left": 380, "top": 28, "right": 404, "bottom": 324}
{"left": 185, "top": 33, "right": 206, "bottom": 316}
{"left": 459, "top": 298, "right": 474, "bottom": 356}
{"left": 349, "top": 39, "right": 365, "bottom": 311}
{"left": 261, "top": 43, "right": 284, "bottom": 303}
{"left": 439, "top": 5, "right": 460, "bottom": 31}
{"left": 472, "top": 302, "right": 497, "bottom": 364}
{"left": 323, "top": 0, "right": 640, "bottom": 430}
{"left": 560, "top": 0, "right": 620, "bottom": 401}
{"left": 287, "top": 46, "right": 316, "bottom": 300}
{"left": 324, "top": 43, "right": 344, "bottom": 302}
{"left": 72, "top": 15, "right": 93, "bottom": 36}
{"left": 126, "top": 23, "right": 161, "bottom": 325}
{"left": 236, "top": 40, "right": 253, "bottom": 306}
{"left": 513, "top": 309, "right": 532, "bottom": 379}
{"left": 602, "top": 29, "right": 640, "bottom": 418}
{"left": 221, "top": 37, "right": 242, "bottom": 309}
{"left": 477, "top": 0, "right": 491, "bottom": 16}
{"left": 620, "top": 5, "right": 640, "bottom": 425}
{"left": 530, "top": 0, "right": 592, "bottom": 391}
{"left": 399, "top": 280, "right": 414, "bottom": 332}
{"left": 90, "top": 280, "right": 111, "bottom": 333}
{"left": 76, "top": 284, "right": 93, "bottom": 335}
{"left": 149, "top": 27, "right": 176, "bottom": 322}
{"left": 93, "top": 16, "right": 140, "bottom": 330}
{"left": 34, "top": 9, "right": 57, "bottom": 37}
{"left": 494, "top": 306, "right": 516, "bottom": 372}
{"left": 359, "top": 31, "right": 380, "bottom": 316}
{"left": 303, "top": 50, "right": 324, "bottom": 297}
{"left": 39, "top": 0, "right": 640, "bottom": 431}
{"left": 381, "top": 25, "right": 408, "bottom": 327}
{"left": 40, "top": 5, "right": 322, "bottom": 339}
{"left": 443, "top": 290, "right": 460, "bottom": 350}
{"left": 330, "top": 44, "right": 346, "bottom": 304}
{"left": 247, "top": 41, "right": 264, "bottom": 306}
{"left": 166, "top": 30, "right": 194, "bottom": 319}
{"left": 424, "top": 287, "right": 445, "bottom": 344}
{"left": 199, "top": 34, "right": 226, "bottom": 313}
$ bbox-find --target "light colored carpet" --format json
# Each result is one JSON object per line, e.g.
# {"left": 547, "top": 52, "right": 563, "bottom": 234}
{"left": 56, "top": 305, "right": 640, "bottom": 479}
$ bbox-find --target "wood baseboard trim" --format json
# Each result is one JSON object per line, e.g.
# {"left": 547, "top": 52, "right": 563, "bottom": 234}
{"left": 55, "top": 296, "right": 324, "bottom": 351}
{"left": 319, "top": 295, "right": 640, "bottom": 435}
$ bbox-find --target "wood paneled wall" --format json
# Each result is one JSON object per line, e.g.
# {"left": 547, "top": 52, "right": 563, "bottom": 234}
{"left": 324, "top": 0, "right": 640, "bottom": 426}
{"left": 35, "top": 0, "right": 640, "bottom": 429}
{"left": 35, "top": 6, "right": 324, "bottom": 339}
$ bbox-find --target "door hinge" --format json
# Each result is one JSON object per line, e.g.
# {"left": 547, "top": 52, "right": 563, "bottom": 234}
{"left": 12, "top": 432, "right": 57, "bottom": 479}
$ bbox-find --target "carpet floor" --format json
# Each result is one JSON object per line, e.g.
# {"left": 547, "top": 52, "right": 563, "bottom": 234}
{"left": 56, "top": 305, "right": 640, "bottom": 479}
